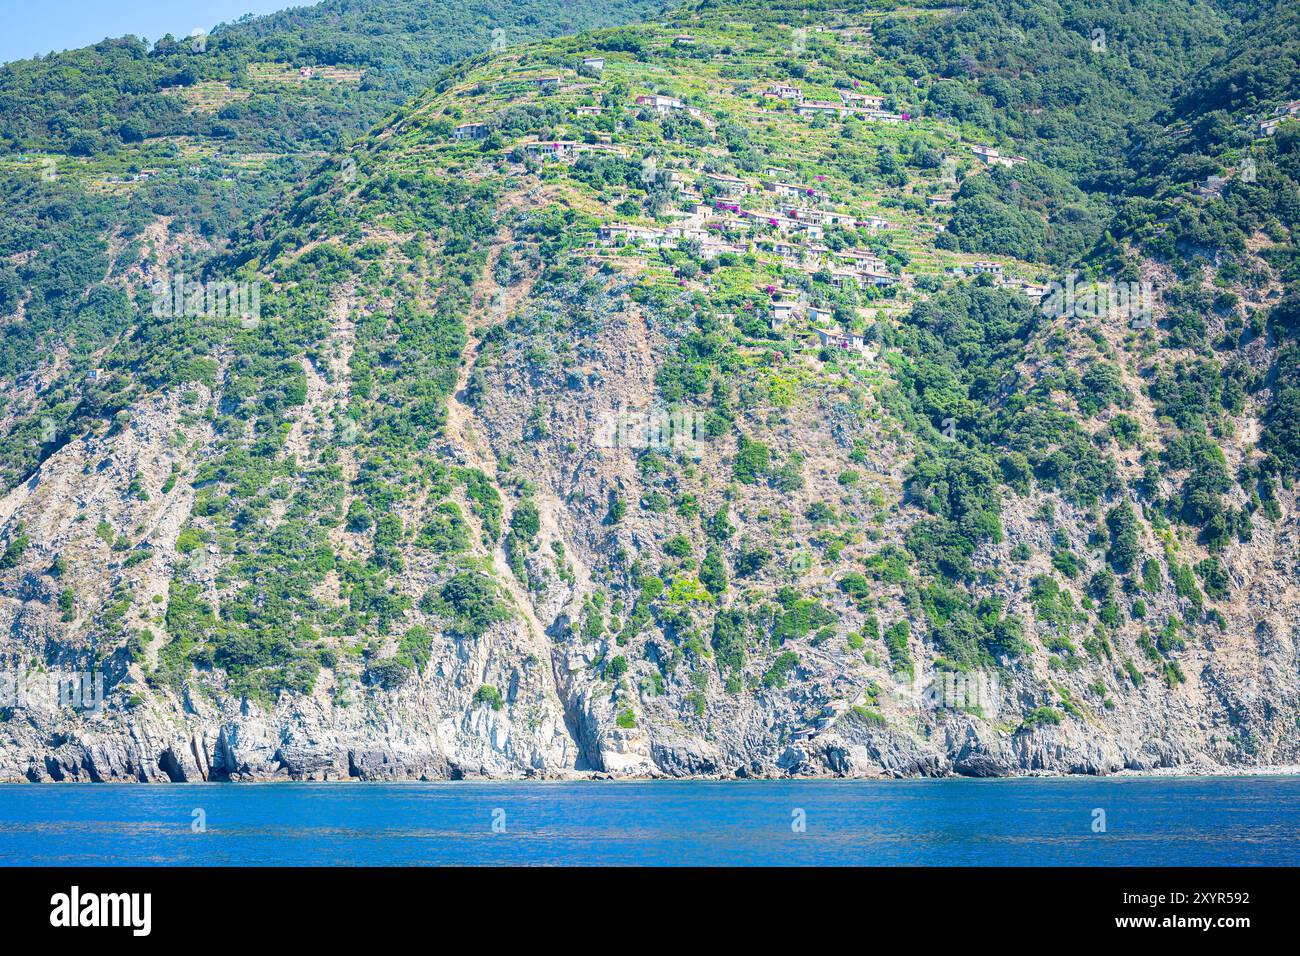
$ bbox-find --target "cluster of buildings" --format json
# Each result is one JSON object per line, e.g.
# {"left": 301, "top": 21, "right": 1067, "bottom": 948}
{"left": 633, "top": 94, "right": 706, "bottom": 120}
{"left": 761, "top": 298, "right": 873, "bottom": 355}
{"left": 816, "top": 326, "right": 870, "bottom": 353}
{"left": 522, "top": 140, "right": 628, "bottom": 161}
{"left": 446, "top": 62, "right": 911, "bottom": 307}
{"left": 594, "top": 223, "right": 746, "bottom": 260}
{"left": 945, "top": 260, "right": 1051, "bottom": 305}
{"left": 434, "top": 44, "right": 1111, "bottom": 366}
{"left": 1260, "top": 100, "right": 1300, "bottom": 137}
{"left": 764, "top": 84, "right": 907, "bottom": 122}
{"left": 584, "top": 157, "right": 902, "bottom": 290}
{"left": 594, "top": 204, "right": 897, "bottom": 288}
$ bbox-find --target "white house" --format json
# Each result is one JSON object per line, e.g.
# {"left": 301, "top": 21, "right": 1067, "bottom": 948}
{"left": 598, "top": 223, "right": 677, "bottom": 248}
{"left": 838, "top": 249, "right": 888, "bottom": 273}
{"left": 840, "top": 90, "right": 884, "bottom": 109}
{"left": 526, "top": 141, "right": 626, "bottom": 161}
{"left": 817, "top": 328, "right": 868, "bottom": 353}
{"left": 858, "top": 270, "right": 896, "bottom": 287}
{"left": 856, "top": 215, "right": 893, "bottom": 232}
{"left": 970, "top": 143, "right": 1024, "bottom": 167}
{"left": 526, "top": 140, "right": 579, "bottom": 160}
{"left": 798, "top": 100, "right": 852, "bottom": 118}
{"left": 636, "top": 94, "right": 685, "bottom": 114}
{"left": 860, "top": 109, "right": 906, "bottom": 124}
{"left": 771, "top": 300, "right": 804, "bottom": 324}
{"left": 707, "top": 172, "right": 752, "bottom": 195}
{"left": 767, "top": 84, "right": 804, "bottom": 103}
{"left": 1021, "top": 283, "right": 1049, "bottom": 305}
{"left": 814, "top": 210, "right": 858, "bottom": 227}
{"left": 699, "top": 239, "right": 747, "bottom": 260}
{"left": 763, "top": 180, "right": 824, "bottom": 201}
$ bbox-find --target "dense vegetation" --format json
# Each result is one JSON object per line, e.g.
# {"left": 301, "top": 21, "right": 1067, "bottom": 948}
{"left": 1, "top": 0, "right": 1296, "bottom": 757}
{"left": 0, "top": 0, "right": 668, "bottom": 378}
{"left": 0, "top": 0, "right": 669, "bottom": 154}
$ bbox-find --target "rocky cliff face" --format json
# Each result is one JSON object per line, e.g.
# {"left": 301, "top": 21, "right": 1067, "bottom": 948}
{"left": 3, "top": 8, "right": 1298, "bottom": 782}
{"left": 4, "top": 228, "right": 1295, "bottom": 782}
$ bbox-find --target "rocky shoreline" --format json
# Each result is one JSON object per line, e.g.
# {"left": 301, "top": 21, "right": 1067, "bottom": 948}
{"left": 4, "top": 692, "right": 1296, "bottom": 783}
{"left": 5, "top": 766, "right": 1299, "bottom": 783}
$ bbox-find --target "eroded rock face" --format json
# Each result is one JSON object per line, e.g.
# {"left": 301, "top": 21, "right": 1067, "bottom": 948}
{"left": 1, "top": 357, "right": 1294, "bottom": 783}
{"left": 650, "top": 737, "right": 720, "bottom": 777}
{"left": 3, "top": 75, "right": 1298, "bottom": 785}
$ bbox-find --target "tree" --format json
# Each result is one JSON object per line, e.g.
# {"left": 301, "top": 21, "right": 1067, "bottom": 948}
{"left": 700, "top": 546, "right": 727, "bottom": 595}
{"left": 1106, "top": 501, "right": 1141, "bottom": 573}
{"left": 732, "top": 434, "right": 771, "bottom": 484}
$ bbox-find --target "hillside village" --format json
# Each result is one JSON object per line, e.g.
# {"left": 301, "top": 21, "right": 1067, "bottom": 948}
{"left": 419, "top": 21, "right": 1059, "bottom": 364}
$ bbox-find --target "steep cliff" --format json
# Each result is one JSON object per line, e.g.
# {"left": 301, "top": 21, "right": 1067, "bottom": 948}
{"left": 2, "top": 0, "right": 1298, "bottom": 781}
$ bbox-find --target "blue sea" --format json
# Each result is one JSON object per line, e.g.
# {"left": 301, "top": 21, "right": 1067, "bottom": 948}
{"left": 1, "top": 776, "right": 1297, "bottom": 866}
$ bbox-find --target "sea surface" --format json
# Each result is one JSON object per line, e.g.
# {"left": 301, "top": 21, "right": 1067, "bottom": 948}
{"left": 1, "top": 776, "right": 1297, "bottom": 866}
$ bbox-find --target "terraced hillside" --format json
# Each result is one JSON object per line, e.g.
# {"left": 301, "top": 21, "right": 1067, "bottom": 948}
{"left": 2, "top": 0, "right": 1298, "bottom": 781}
{"left": 0, "top": 0, "right": 670, "bottom": 502}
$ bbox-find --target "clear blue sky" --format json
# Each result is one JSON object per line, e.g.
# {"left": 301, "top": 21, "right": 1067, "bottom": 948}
{"left": 0, "top": 0, "right": 306, "bottom": 64}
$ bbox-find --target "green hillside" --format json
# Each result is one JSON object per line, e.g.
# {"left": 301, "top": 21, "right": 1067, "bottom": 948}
{"left": 2, "top": 0, "right": 1299, "bottom": 780}
{"left": 0, "top": 0, "right": 669, "bottom": 485}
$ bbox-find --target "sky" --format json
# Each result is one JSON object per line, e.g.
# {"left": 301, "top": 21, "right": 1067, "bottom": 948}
{"left": 0, "top": 0, "right": 305, "bottom": 65}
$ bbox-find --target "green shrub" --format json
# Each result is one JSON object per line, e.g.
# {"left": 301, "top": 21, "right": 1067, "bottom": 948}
{"left": 425, "top": 571, "right": 510, "bottom": 641}
{"left": 762, "top": 651, "right": 799, "bottom": 689}
{"left": 0, "top": 530, "right": 30, "bottom": 569}
{"left": 1194, "top": 556, "right": 1229, "bottom": 600}
{"left": 474, "top": 684, "right": 504, "bottom": 710}
{"left": 883, "top": 620, "right": 913, "bottom": 677}
{"left": 1020, "top": 706, "right": 1062, "bottom": 730}
{"left": 732, "top": 434, "right": 771, "bottom": 484}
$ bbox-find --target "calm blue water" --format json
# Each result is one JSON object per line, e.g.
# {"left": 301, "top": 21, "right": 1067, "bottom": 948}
{"left": 1, "top": 776, "right": 1297, "bottom": 865}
